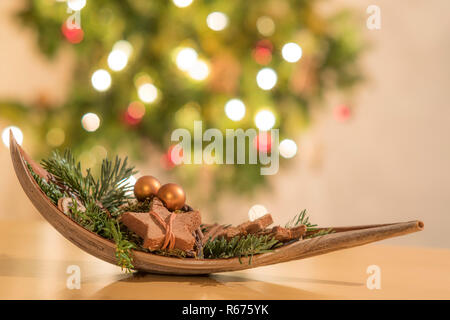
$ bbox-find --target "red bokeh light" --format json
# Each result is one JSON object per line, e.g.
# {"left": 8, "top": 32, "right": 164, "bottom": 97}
{"left": 253, "top": 132, "right": 272, "bottom": 153}
{"left": 334, "top": 104, "right": 351, "bottom": 122}
{"left": 252, "top": 40, "right": 273, "bottom": 65}
{"left": 127, "top": 101, "right": 146, "bottom": 120}
{"left": 161, "top": 145, "right": 184, "bottom": 170}
{"left": 61, "top": 22, "right": 84, "bottom": 44}
{"left": 122, "top": 102, "right": 146, "bottom": 126}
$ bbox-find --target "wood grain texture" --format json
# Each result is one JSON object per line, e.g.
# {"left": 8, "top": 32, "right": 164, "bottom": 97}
{"left": 9, "top": 132, "right": 424, "bottom": 275}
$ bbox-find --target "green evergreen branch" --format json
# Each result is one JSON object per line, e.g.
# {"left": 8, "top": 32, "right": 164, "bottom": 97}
{"left": 203, "top": 235, "right": 282, "bottom": 264}
{"left": 41, "top": 150, "right": 137, "bottom": 212}
{"left": 285, "top": 209, "right": 317, "bottom": 230}
{"left": 29, "top": 152, "right": 138, "bottom": 271}
{"left": 285, "top": 209, "right": 334, "bottom": 238}
{"left": 41, "top": 150, "right": 92, "bottom": 203}
{"left": 27, "top": 162, "right": 65, "bottom": 205}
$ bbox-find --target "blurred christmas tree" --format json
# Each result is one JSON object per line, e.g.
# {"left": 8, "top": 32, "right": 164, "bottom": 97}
{"left": 0, "top": 0, "right": 363, "bottom": 197}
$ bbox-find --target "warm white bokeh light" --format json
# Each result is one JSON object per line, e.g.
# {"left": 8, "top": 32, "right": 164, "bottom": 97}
{"left": 248, "top": 204, "right": 269, "bottom": 222}
{"left": 108, "top": 50, "right": 128, "bottom": 71}
{"left": 254, "top": 110, "right": 275, "bottom": 131}
{"left": 2, "top": 126, "right": 23, "bottom": 148}
{"left": 112, "top": 40, "right": 133, "bottom": 58}
{"left": 256, "top": 68, "right": 277, "bottom": 90}
{"left": 91, "top": 69, "right": 111, "bottom": 92}
{"left": 137, "top": 83, "right": 158, "bottom": 103}
{"left": 279, "top": 139, "right": 298, "bottom": 158}
{"left": 67, "top": 0, "right": 86, "bottom": 11}
{"left": 256, "top": 16, "right": 275, "bottom": 36}
{"left": 176, "top": 47, "right": 198, "bottom": 71}
{"left": 81, "top": 113, "right": 101, "bottom": 132}
{"left": 124, "top": 175, "right": 137, "bottom": 195}
{"left": 188, "top": 60, "right": 209, "bottom": 81}
{"left": 225, "top": 99, "right": 246, "bottom": 121}
{"left": 206, "top": 12, "right": 228, "bottom": 31}
{"left": 172, "top": 0, "right": 193, "bottom": 8}
{"left": 282, "top": 42, "right": 303, "bottom": 63}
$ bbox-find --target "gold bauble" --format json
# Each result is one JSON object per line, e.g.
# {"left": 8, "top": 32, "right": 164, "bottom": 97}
{"left": 157, "top": 183, "right": 186, "bottom": 211}
{"left": 134, "top": 176, "right": 161, "bottom": 201}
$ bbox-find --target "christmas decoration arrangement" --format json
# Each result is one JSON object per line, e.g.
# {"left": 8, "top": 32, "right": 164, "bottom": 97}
{"left": 10, "top": 134, "right": 424, "bottom": 275}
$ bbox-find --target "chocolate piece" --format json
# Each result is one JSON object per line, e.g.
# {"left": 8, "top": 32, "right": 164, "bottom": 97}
{"left": 265, "top": 225, "right": 307, "bottom": 242}
{"left": 121, "top": 198, "right": 201, "bottom": 251}
{"left": 215, "top": 214, "right": 274, "bottom": 240}
{"left": 237, "top": 214, "right": 273, "bottom": 234}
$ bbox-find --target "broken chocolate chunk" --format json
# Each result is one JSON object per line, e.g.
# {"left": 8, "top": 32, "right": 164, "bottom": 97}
{"left": 215, "top": 214, "right": 274, "bottom": 240}
{"left": 121, "top": 198, "right": 201, "bottom": 251}
{"left": 262, "top": 225, "right": 307, "bottom": 242}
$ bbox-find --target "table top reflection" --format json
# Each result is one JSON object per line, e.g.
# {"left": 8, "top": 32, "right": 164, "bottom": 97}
{"left": 0, "top": 219, "right": 449, "bottom": 299}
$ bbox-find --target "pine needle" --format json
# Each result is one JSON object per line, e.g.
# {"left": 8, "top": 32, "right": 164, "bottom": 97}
{"left": 285, "top": 209, "right": 334, "bottom": 238}
{"left": 285, "top": 209, "right": 317, "bottom": 230}
{"left": 203, "top": 234, "right": 282, "bottom": 264}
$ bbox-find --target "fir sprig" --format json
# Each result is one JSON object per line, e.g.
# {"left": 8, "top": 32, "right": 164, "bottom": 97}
{"left": 89, "top": 156, "right": 137, "bottom": 212}
{"left": 203, "top": 234, "right": 282, "bottom": 264}
{"left": 41, "top": 150, "right": 92, "bottom": 203}
{"left": 27, "top": 162, "right": 65, "bottom": 205}
{"left": 29, "top": 150, "right": 138, "bottom": 271}
{"left": 41, "top": 150, "right": 137, "bottom": 211}
{"left": 285, "top": 209, "right": 317, "bottom": 230}
{"left": 285, "top": 209, "right": 334, "bottom": 238}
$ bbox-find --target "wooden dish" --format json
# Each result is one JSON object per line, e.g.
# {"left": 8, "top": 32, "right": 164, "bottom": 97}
{"left": 9, "top": 132, "right": 424, "bottom": 275}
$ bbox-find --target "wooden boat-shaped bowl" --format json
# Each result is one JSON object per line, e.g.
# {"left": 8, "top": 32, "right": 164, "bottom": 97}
{"left": 9, "top": 132, "right": 424, "bottom": 275}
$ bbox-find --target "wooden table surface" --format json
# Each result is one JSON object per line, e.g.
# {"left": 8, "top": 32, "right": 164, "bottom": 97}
{"left": 0, "top": 219, "right": 448, "bottom": 300}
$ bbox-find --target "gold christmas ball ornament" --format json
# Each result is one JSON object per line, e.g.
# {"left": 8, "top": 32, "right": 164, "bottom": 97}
{"left": 157, "top": 183, "right": 186, "bottom": 211}
{"left": 133, "top": 176, "right": 161, "bottom": 201}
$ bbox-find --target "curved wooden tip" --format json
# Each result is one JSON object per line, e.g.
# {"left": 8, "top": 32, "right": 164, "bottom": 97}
{"left": 9, "top": 132, "right": 425, "bottom": 275}
{"left": 259, "top": 219, "right": 425, "bottom": 265}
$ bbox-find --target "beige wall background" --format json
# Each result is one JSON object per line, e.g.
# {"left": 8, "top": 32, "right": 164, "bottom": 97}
{"left": 1, "top": 0, "right": 449, "bottom": 248}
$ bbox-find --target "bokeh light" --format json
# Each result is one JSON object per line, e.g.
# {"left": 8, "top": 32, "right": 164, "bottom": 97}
{"left": 137, "top": 83, "right": 158, "bottom": 103}
{"left": 225, "top": 99, "right": 246, "bottom": 121}
{"left": 254, "top": 110, "right": 275, "bottom": 131}
{"left": 127, "top": 101, "right": 146, "bottom": 120}
{"left": 253, "top": 40, "right": 273, "bottom": 65}
{"left": 2, "top": 126, "right": 23, "bottom": 148}
{"left": 67, "top": 0, "right": 86, "bottom": 11}
{"left": 108, "top": 50, "right": 128, "bottom": 71}
{"left": 334, "top": 104, "right": 351, "bottom": 122}
{"left": 253, "top": 132, "right": 272, "bottom": 152}
{"left": 248, "top": 204, "right": 269, "bottom": 221}
{"left": 176, "top": 47, "right": 198, "bottom": 71}
{"left": 61, "top": 23, "right": 84, "bottom": 44}
{"left": 124, "top": 175, "right": 137, "bottom": 195}
{"left": 282, "top": 42, "right": 302, "bottom": 63}
{"left": 256, "top": 16, "right": 275, "bottom": 36}
{"left": 172, "top": 0, "right": 193, "bottom": 8}
{"left": 81, "top": 113, "right": 101, "bottom": 132}
{"left": 91, "top": 69, "right": 111, "bottom": 92}
{"left": 279, "top": 139, "right": 298, "bottom": 158}
{"left": 46, "top": 128, "right": 65, "bottom": 147}
{"left": 112, "top": 40, "right": 133, "bottom": 58}
{"left": 188, "top": 59, "right": 209, "bottom": 81}
{"left": 206, "top": 12, "right": 228, "bottom": 31}
{"left": 256, "top": 68, "right": 277, "bottom": 90}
